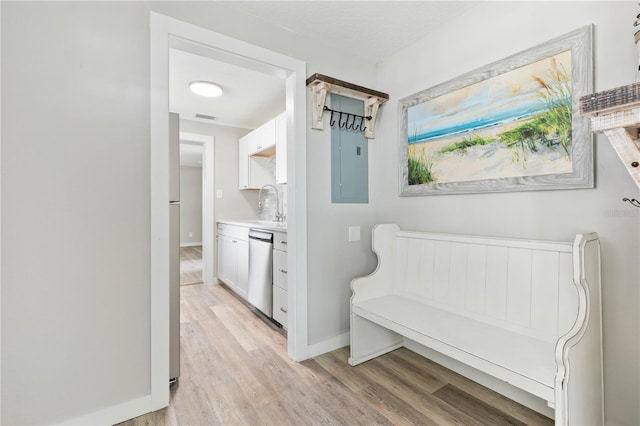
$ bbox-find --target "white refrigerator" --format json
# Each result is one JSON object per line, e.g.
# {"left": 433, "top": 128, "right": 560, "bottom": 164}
{"left": 169, "top": 112, "right": 180, "bottom": 382}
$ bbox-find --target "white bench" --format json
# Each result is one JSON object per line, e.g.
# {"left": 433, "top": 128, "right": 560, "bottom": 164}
{"left": 350, "top": 224, "right": 603, "bottom": 426}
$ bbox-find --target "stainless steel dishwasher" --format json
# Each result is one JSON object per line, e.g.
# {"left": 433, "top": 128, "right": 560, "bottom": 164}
{"left": 247, "top": 229, "right": 273, "bottom": 317}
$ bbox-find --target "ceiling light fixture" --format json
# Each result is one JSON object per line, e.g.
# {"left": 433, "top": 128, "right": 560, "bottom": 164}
{"left": 189, "top": 81, "right": 223, "bottom": 97}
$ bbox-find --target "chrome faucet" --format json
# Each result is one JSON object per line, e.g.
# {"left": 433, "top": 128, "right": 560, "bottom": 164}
{"left": 258, "top": 184, "right": 282, "bottom": 222}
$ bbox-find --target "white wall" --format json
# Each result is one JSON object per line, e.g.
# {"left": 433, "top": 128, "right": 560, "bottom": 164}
{"left": 374, "top": 2, "right": 639, "bottom": 424}
{"left": 1, "top": 2, "right": 152, "bottom": 424}
{"left": 179, "top": 166, "right": 202, "bottom": 245}
{"left": 1, "top": 2, "right": 376, "bottom": 423}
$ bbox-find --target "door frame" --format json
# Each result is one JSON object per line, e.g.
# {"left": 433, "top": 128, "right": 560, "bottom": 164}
{"left": 179, "top": 132, "right": 214, "bottom": 284}
{"left": 150, "top": 12, "right": 308, "bottom": 410}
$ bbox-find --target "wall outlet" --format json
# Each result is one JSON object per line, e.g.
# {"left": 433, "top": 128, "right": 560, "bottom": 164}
{"left": 348, "top": 226, "right": 361, "bottom": 242}
{"left": 216, "top": 189, "right": 223, "bottom": 198}
{"left": 189, "top": 232, "right": 193, "bottom": 237}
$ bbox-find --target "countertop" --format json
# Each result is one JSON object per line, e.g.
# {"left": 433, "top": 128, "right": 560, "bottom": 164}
{"left": 217, "top": 219, "right": 287, "bottom": 232}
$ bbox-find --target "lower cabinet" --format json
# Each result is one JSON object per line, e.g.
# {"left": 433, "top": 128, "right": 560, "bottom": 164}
{"left": 272, "top": 231, "right": 288, "bottom": 329}
{"left": 217, "top": 223, "right": 249, "bottom": 300}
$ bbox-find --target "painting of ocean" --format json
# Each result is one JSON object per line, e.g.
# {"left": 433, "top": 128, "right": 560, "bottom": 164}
{"left": 406, "top": 50, "right": 573, "bottom": 185}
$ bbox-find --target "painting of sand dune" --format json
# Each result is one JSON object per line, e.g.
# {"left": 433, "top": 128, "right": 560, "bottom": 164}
{"left": 399, "top": 26, "right": 594, "bottom": 196}
{"left": 407, "top": 50, "right": 572, "bottom": 185}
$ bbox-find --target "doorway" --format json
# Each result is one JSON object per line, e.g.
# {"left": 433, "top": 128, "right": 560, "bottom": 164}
{"left": 179, "top": 132, "right": 215, "bottom": 285}
{"left": 150, "top": 12, "right": 308, "bottom": 411}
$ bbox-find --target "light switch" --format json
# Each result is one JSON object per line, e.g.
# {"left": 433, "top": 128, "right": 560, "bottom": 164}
{"left": 216, "top": 189, "right": 223, "bottom": 198}
{"left": 348, "top": 226, "right": 361, "bottom": 242}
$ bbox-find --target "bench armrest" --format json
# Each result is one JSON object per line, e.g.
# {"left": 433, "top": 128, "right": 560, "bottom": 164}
{"left": 555, "top": 232, "right": 603, "bottom": 426}
{"left": 351, "top": 223, "right": 400, "bottom": 304}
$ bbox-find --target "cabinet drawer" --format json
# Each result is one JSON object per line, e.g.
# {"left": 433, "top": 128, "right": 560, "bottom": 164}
{"left": 217, "top": 223, "right": 249, "bottom": 241}
{"left": 272, "top": 285, "right": 287, "bottom": 328}
{"left": 273, "top": 249, "right": 287, "bottom": 290}
{"left": 273, "top": 231, "right": 288, "bottom": 252}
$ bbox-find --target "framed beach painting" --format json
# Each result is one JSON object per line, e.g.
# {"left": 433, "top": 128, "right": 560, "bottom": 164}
{"left": 399, "top": 25, "right": 593, "bottom": 196}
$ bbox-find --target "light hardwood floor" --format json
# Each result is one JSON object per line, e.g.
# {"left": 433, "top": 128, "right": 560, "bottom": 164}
{"left": 120, "top": 283, "right": 553, "bottom": 426}
{"left": 180, "top": 246, "right": 203, "bottom": 286}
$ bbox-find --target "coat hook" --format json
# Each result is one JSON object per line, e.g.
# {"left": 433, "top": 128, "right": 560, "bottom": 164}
{"left": 353, "top": 115, "right": 362, "bottom": 132}
{"left": 346, "top": 113, "right": 357, "bottom": 130}
{"left": 339, "top": 112, "right": 348, "bottom": 128}
{"left": 623, "top": 197, "right": 640, "bottom": 208}
{"left": 329, "top": 110, "right": 336, "bottom": 126}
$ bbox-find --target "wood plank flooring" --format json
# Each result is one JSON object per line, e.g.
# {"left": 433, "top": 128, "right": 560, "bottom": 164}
{"left": 119, "top": 283, "right": 553, "bottom": 426}
{"left": 180, "top": 246, "right": 203, "bottom": 286}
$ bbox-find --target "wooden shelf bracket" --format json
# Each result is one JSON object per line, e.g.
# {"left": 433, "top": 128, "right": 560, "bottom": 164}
{"left": 306, "top": 73, "right": 389, "bottom": 139}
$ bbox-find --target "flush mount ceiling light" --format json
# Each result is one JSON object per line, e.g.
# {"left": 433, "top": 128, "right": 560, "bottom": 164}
{"left": 189, "top": 81, "right": 223, "bottom": 97}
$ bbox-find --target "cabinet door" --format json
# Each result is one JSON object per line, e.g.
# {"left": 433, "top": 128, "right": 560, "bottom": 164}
{"left": 275, "top": 112, "right": 287, "bottom": 184}
{"left": 273, "top": 249, "right": 287, "bottom": 291}
{"left": 236, "top": 240, "right": 249, "bottom": 300}
{"left": 219, "top": 235, "right": 239, "bottom": 288}
{"left": 259, "top": 118, "right": 276, "bottom": 153}
{"left": 238, "top": 135, "right": 249, "bottom": 190}
{"left": 273, "top": 285, "right": 288, "bottom": 329}
{"left": 217, "top": 235, "right": 228, "bottom": 282}
{"left": 247, "top": 128, "right": 262, "bottom": 155}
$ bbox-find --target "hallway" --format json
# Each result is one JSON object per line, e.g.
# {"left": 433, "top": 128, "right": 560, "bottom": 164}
{"left": 180, "top": 246, "right": 202, "bottom": 286}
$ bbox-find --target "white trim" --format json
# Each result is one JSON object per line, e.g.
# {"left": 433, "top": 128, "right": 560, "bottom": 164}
{"left": 0, "top": 1, "right": 3, "bottom": 421}
{"left": 149, "top": 11, "right": 171, "bottom": 411}
{"left": 179, "top": 131, "right": 215, "bottom": 284}
{"left": 60, "top": 395, "right": 154, "bottom": 426}
{"left": 150, "top": 11, "right": 308, "bottom": 418}
{"left": 306, "top": 332, "right": 350, "bottom": 358}
{"left": 179, "top": 242, "right": 202, "bottom": 248}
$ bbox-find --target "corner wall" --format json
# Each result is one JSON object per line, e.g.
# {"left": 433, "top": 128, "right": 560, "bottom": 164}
{"left": 373, "top": 2, "right": 639, "bottom": 424}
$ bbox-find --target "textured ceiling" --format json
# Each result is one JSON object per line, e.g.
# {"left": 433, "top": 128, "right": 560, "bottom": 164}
{"left": 220, "top": 1, "right": 478, "bottom": 63}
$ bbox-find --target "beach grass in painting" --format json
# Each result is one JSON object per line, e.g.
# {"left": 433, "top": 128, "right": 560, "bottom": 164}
{"left": 407, "top": 50, "right": 573, "bottom": 185}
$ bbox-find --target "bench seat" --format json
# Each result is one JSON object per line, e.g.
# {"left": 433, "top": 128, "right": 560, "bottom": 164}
{"left": 349, "top": 224, "right": 604, "bottom": 425}
{"left": 353, "top": 294, "right": 555, "bottom": 402}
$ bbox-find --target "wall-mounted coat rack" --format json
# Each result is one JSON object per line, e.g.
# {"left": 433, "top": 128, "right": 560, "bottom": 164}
{"left": 306, "top": 73, "right": 389, "bottom": 139}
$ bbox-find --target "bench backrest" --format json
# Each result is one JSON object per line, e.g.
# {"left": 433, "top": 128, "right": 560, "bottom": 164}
{"left": 392, "top": 230, "right": 579, "bottom": 344}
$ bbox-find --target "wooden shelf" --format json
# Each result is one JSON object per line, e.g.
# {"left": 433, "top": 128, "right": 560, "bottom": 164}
{"left": 580, "top": 83, "right": 640, "bottom": 190}
{"left": 306, "top": 73, "right": 389, "bottom": 139}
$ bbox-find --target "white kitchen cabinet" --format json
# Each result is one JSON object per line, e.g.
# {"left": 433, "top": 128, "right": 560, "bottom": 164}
{"left": 247, "top": 128, "right": 261, "bottom": 155}
{"left": 248, "top": 119, "right": 276, "bottom": 156}
{"left": 236, "top": 240, "right": 248, "bottom": 298}
{"left": 272, "top": 230, "right": 288, "bottom": 329}
{"left": 238, "top": 137, "right": 272, "bottom": 190}
{"left": 217, "top": 223, "right": 249, "bottom": 300}
{"left": 272, "top": 286, "right": 288, "bottom": 327}
{"left": 239, "top": 113, "right": 286, "bottom": 189}
{"left": 275, "top": 112, "right": 287, "bottom": 184}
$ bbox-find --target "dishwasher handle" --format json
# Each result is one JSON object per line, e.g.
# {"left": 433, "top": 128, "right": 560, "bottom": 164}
{"left": 248, "top": 229, "right": 273, "bottom": 243}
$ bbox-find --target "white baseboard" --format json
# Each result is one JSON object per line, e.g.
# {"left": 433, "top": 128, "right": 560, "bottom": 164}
{"left": 306, "top": 332, "right": 350, "bottom": 358}
{"left": 61, "top": 394, "right": 156, "bottom": 425}
{"left": 404, "top": 339, "right": 555, "bottom": 419}
{"left": 180, "top": 242, "right": 202, "bottom": 247}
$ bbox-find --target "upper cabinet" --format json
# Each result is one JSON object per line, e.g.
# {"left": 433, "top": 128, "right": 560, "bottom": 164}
{"left": 275, "top": 112, "right": 287, "bottom": 184}
{"left": 248, "top": 118, "right": 276, "bottom": 156}
{"left": 239, "top": 112, "right": 287, "bottom": 189}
